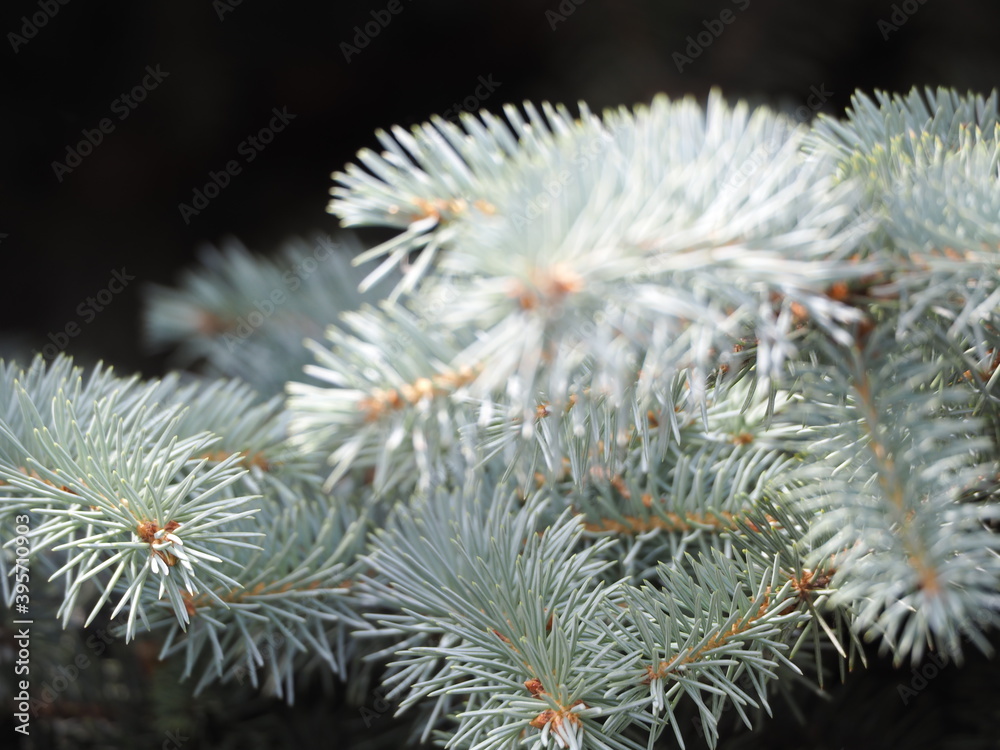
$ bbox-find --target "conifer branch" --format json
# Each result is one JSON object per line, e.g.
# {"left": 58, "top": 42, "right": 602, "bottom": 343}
{"left": 7, "top": 85, "right": 1000, "bottom": 747}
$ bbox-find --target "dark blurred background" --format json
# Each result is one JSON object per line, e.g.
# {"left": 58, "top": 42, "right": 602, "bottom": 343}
{"left": 2, "top": 0, "right": 999, "bottom": 377}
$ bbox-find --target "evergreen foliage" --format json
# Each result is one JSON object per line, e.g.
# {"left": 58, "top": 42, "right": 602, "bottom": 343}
{"left": 4, "top": 86, "right": 1000, "bottom": 747}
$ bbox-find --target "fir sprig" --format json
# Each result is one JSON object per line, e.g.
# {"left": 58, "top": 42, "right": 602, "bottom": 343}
{"left": 8, "top": 85, "right": 1000, "bottom": 749}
